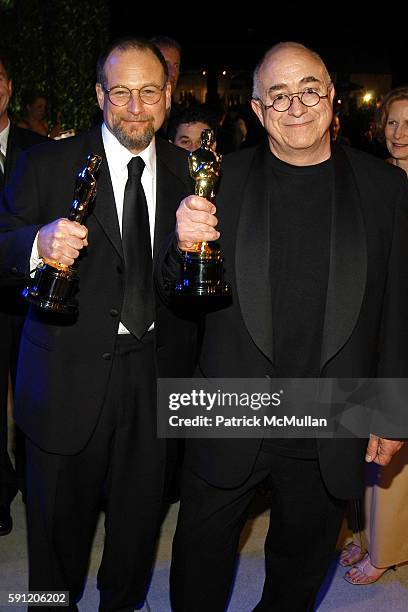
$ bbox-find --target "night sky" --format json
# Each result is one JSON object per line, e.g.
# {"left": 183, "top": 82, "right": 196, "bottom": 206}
{"left": 107, "top": 14, "right": 407, "bottom": 85}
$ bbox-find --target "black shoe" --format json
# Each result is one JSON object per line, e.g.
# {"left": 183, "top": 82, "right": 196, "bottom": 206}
{"left": 0, "top": 506, "right": 12, "bottom": 536}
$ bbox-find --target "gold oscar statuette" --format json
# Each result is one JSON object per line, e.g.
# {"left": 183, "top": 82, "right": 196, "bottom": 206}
{"left": 174, "top": 128, "right": 230, "bottom": 296}
{"left": 23, "top": 153, "right": 102, "bottom": 314}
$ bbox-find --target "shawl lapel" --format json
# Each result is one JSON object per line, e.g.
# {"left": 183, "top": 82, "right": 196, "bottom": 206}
{"left": 320, "top": 145, "right": 367, "bottom": 371}
{"left": 236, "top": 145, "right": 274, "bottom": 362}
{"left": 235, "top": 144, "right": 367, "bottom": 370}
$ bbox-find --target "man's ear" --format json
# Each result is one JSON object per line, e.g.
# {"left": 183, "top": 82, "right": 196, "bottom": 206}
{"left": 95, "top": 83, "right": 104, "bottom": 111}
{"left": 251, "top": 98, "right": 265, "bottom": 128}
{"left": 165, "top": 81, "right": 172, "bottom": 112}
{"left": 329, "top": 83, "right": 336, "bottom": 105}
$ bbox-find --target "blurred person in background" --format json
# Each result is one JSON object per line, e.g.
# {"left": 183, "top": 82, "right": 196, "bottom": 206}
{"left": 17, "top": 89, "right": 61, "bottom": 138}
{"left": 150, "top": 36, "right": 182, "bottom": 139}
{"left": 0, "top": 51, "right": 46, "bottom": 538}
{"left": 340, "top": 86, "right": 408, "bottom": 585}
{"left": 168, "top": 106, "right": 217, "bottom": 152}
{"left": 150, "top": 35, "right": 181, "bottom": 96}
{"left": 330, "top": 112, "right": 350, "bottom": 145}
{"left": 380, "top": 86, "right": 408, "bottom": 175}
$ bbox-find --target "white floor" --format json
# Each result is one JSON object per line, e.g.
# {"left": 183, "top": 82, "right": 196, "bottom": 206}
{"left": 1, "top": 494, "right": 408, "bottom": 611}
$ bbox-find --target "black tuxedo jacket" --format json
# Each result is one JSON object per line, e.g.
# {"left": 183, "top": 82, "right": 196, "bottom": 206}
{"left": 3, "top": 124, "right": 48, "bottom": 185}
{"left": 0, "top": 124, "right": 47, "bottom": 294}
{"left": 165, "top": 143, "right": 408, "bottom": 500}
{"left": 0, "top": 126, "right": 196, "bottom": 454}
{"left": 0, "top": 125, "right": 47, "bottom": 504}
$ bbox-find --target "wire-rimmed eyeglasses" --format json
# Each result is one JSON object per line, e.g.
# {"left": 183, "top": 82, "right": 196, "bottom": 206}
{"left": 103, "top": 84, "right": 166, "bottom": 106}
{"left": 256, "top": 88, "right": 331, "bottom": 112}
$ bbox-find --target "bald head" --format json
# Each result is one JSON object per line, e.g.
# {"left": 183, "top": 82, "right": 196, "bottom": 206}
{"left": 252, "top": 42, "right": 331, "bottom": 100}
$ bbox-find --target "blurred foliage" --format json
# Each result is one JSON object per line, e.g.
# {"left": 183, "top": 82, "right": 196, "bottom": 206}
{"left": 0, "top": 0, "right": 109, "bottom": 132}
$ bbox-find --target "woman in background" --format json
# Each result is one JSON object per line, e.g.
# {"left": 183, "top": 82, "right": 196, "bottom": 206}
{"left": 17, "top": 90, "right": 61, "bottom": 138}
{"left": 381, "top": 87, "right": 408, "bottom": 174}
{"left": 340, "top": 86, "right": 408, "bottom": 584}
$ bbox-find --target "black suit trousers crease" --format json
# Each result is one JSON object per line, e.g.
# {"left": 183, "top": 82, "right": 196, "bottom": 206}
{"left": 171, "top": 445, "right": 346, "bottom": 612}
{"left": 26, "top": 332, "right": 165, "bottom": 612}
{"left": 0, "top": 293, "right": 25, "bottom": 507}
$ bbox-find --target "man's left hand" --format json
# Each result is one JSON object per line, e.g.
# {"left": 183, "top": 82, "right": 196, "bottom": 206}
{"left": 365, "top": 435, "right": 404, "bottom": 466}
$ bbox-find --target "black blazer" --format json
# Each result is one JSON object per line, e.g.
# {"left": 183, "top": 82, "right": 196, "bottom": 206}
{"left": 164, "top": 143, "right": 408, "bottom": 500}
{"left": 0, "top": 126, "right": 196, "bottom": 454}
{"left": 3, "top": 124, "right": 48, "bottom": 185}
{"left": 0, "top": 124, "right": 47, "bottom": 296}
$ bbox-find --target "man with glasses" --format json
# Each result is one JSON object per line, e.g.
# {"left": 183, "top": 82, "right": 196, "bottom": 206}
{"left": 162, "top": 42, "right": 408, "bottom": 610}
{"left": 0, "top": 37, "right": 195, "bottom": 611}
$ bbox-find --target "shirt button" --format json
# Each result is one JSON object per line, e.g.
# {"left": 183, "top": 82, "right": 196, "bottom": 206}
{"left": 11, "top": 266, "right": 19, "bottom": 274}
{"left": 102, "top": 353, "right": 112, "bottom": 360}
{"left": 110, "top": 308, "right": 119, "bottom": 317}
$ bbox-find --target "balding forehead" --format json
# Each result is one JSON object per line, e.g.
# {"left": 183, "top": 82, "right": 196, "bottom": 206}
{"left": 259, "top": 45, "right": 329, "bottom": 85}
{"left": 106, "top": 46, "right": 163, "bottom": 70}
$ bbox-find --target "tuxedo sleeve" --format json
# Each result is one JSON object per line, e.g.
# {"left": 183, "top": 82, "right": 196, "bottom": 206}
{"left": 154, "top": 232, "right": 183, "bottom": 302}
{"left": 0, "top": 149, "right": 42, "bottom": 284}
{"left": 372, "top": 177, "right": 408, "bottom": 437}
{"left": 377, "top": 178, "right": 408, "bottom": 376}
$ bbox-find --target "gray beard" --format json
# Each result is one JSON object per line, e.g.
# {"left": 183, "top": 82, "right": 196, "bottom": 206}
{"left": 112, "top": 122, "right": 155, "bottom": 151}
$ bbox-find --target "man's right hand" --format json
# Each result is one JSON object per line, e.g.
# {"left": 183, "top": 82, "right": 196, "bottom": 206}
{"left": 38, "top": 218, "right": 88, "bottom": 267}
{"left": 176, "top": 195, "right": 220, "bottom": 251}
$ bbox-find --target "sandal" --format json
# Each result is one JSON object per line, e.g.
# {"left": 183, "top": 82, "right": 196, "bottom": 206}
{"left": 339, "top": 542, "right": 365, "bottom": 567}
{"left": 344, "top": 553, "right": 396, "bottom": 585}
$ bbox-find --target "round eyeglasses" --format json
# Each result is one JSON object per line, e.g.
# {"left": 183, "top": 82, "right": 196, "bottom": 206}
{"left": 103, "top": 84, "right": 166, "bottom": 106}
{"left": 257, "top": 88, "right": 330, "bottom": 112}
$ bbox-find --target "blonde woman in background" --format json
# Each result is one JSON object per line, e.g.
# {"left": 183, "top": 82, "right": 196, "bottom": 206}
{"left": 381, "top": 86, "right": 408, "bottom": 174}
{"left": 340, "top": 86, "right": 408, "bottom": 584}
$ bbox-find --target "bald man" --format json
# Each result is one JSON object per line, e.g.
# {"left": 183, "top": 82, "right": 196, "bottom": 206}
{"left": 163, "top": 42, "right": 408, "bottom": 611}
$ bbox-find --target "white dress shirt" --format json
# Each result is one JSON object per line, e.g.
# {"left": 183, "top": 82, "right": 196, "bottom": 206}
{"left": 102, "top": 124, "right": 156, "bottom": 333}
{"left": 0, "top": 119, "right": 10, "bottom": 170}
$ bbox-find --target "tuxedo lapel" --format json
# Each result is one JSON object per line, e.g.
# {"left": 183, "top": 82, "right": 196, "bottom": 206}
{"left": 89, "top": 128, "right": 123, "bottom": 259}
{"left": 236, "top": 145, "right": 274, "bottom": 363}
{"left": 4, "top": 126, "right": 23, "bottom": 184}
{"left": 320, "top": 145, "right": 367, "bottom": 371}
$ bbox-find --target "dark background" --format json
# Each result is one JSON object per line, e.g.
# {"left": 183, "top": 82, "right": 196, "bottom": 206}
{"left": 1, "top": 1, "right": 406, "bottom": 134}
{"left": 108, "top": 17, "right": 407, "bottom": 85}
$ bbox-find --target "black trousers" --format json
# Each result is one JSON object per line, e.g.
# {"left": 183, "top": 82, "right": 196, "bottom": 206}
{"left": 171, "top": 446, "right": 346, "bottom": 612}
{"left": 0, "top": 292, "right": 26, "bottom": 509}
{"left": 25, "top": 332, "right": 165, "bottom": 611}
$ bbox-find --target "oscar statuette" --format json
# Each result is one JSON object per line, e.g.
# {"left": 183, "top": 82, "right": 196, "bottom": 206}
{"left": 23, "top": 153, "right": 102, "bottom": 314}
{"left": 174, "top": 128, "right": 231, "bottom": 296}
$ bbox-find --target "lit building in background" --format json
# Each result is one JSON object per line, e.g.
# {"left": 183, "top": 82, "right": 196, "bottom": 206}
{"left": 174, "top": 69, "right": 252, "bottom": 108}
{"left": 173, "top": 68, "right": 392, "bottom": 114}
